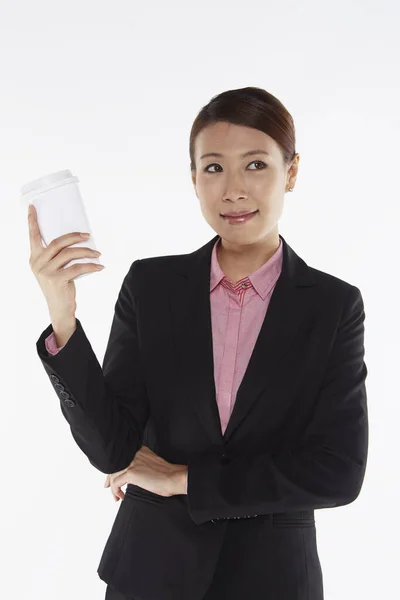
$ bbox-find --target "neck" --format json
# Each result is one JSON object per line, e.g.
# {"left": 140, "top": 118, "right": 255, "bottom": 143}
{"left": 217, "top": 230, "right": 280, "bottom": 284}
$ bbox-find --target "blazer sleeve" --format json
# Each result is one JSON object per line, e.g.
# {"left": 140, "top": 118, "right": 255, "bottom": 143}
{"left": 186, "top": 284, "right": 369, "bottom": 526}
{"left": 45, "top": 331, "right": 65, "bottom": 355}
{"left": 35, "top": 259, "right": 149, "bottom": 474}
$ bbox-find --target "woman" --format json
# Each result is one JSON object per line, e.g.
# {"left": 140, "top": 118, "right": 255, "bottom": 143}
{"left": 31, "top": 86, "right": 369, "bottom": 600}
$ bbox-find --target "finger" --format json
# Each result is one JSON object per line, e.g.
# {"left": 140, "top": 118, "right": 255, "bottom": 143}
{"left": 110, "top": 488, "right": 120, "bottom": 502}
{"left": 107, "top": 474, "right": 121, "bottom": 500}
{"left": 111, "top": 483, "right": 125, "bottom": 501}
{"left": 27, "top": 204, "right": 43, "bottom": 256}
{"left": 111, "top": 472, "right": 128, "bottom": 500}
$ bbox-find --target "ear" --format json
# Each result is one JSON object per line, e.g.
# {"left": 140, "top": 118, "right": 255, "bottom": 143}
{"left": 286, "top": 154, "right": 300, "bottom": 188}
{"left": 191, "top": 173, "right": 199, "bottom": 199}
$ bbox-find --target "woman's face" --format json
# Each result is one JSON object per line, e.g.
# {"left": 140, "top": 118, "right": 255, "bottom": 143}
{"left": 192, "top": 121, "right": 299, "bottom": 245}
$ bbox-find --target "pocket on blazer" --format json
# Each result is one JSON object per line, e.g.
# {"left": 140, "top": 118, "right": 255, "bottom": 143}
{"left": 125, "top": 483, "right": 166, "bottom": 505}
{"left": 272, "top": 509, "right": 315, "bottom": 528}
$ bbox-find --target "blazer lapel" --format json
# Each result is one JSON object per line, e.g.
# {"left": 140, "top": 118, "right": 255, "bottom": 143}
{"left": 168, "top": 233, "right": 317, "bottom": 446}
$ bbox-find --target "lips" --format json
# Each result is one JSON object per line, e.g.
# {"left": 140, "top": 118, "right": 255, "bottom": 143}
{"left": 221, "top": 210, "right": 258, "bottom": 217}
{"left": 221, "top": 210, "right": 259, "bottom": 225}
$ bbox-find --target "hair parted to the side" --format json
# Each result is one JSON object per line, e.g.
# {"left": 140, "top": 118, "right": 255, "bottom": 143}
{"left": 189, "top": 86, "right": 296, "bottom": 173}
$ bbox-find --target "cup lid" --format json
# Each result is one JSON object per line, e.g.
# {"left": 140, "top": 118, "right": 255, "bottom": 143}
{"left": 21, "top": 170, "right": 75, "bottom": 196}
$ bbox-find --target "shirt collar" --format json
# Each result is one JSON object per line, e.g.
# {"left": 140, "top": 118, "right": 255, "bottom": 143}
{"left": 210, "top": 236, "right": 283, "bottom": 300}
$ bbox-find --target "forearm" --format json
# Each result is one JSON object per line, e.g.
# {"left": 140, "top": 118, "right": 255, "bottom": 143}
{"left": 37, "top": 317, "right": 147, "bottom": 474}
{"left": 51, "top": 314, "right": 77, "bottom": 347}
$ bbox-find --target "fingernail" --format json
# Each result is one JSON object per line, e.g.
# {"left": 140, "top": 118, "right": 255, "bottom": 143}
{"left": 81, "top": 233, "right": 90, "bottom": 238}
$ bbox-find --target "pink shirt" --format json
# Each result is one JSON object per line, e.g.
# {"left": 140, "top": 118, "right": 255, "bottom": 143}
{"left": 45, "top": 237, "right": 283, "bottom": 435}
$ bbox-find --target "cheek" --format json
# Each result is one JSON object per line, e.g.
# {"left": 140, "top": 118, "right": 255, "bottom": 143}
{"left": 251, "top": 173, "right": 276, "bottom": 192}
{"left": 196, "top": 178, "right": 217, "bottom": 196}
{"left": 197, "top": 188, "right": 218, "bottom": 210}
{"left": 199, "top": 199, "right": 218, "bottom": 219}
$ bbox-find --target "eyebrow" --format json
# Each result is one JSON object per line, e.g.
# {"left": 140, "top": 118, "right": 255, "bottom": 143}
{"left": 200, "top": 149, "right": 270, "bottom": 160}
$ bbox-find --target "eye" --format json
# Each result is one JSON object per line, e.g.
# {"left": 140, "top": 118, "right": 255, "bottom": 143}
{"left": 204, "top": 160, "right": 267, "bottom": 173}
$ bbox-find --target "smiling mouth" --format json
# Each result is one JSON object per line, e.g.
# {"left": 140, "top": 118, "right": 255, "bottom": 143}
{"left": 220, "top": 210, "right": 259, "bottom": 225}
{"left": 221, "top": 210, "right": 258, "bottom": 217}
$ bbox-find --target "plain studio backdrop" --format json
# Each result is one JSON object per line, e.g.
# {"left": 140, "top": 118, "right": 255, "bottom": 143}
{"left": 1, "top": 0, "right": 399, "bottom": 598}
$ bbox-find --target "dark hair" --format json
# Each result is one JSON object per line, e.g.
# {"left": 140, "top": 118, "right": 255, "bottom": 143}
{"left": 189, "top": 86, "right": 296, "bottom": 173}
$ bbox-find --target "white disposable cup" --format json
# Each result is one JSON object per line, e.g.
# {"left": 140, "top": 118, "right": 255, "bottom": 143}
{"left": 21, "top": 170, "right": 101, "bottom": 280}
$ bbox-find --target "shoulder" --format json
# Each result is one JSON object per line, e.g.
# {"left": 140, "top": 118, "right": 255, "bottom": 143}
{"left": 127, "top": 250, "right": 365, "bottom": 314}
{"left": 310, "top": 264, "right": 360, "bottom": 292}
{"left": 123, "top": 251, "right": 190, "bottom": 295}
{"left": 306, "top": 264, "right": 365, "bottom": 319}
{"left": 132, "top": 251, "right": 188, "bottom": 278}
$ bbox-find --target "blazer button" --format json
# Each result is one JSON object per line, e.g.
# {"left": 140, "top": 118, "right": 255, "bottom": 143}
{"left": 50, "top": 375, "right": 59, "bottom": 383}
{"left": 54, "top": 383, "right": 64, "bottom": 392}
{"left": 63, "top": 398, "right": 76, "bottom": 407}
{"left": 220, "top": 454, "right": 231, "bottom": 465}
{"left": 59, "top": 391, "right": 70, "bottom": 400}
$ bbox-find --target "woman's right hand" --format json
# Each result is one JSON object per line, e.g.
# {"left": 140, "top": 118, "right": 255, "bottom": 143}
{"left": 28, "top": 204, "right": 105, "bottom": 320}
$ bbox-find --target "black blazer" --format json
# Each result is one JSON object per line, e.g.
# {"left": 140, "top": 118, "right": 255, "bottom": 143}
{"left": 36, "top": 233, "right": 369, "bottom": 600}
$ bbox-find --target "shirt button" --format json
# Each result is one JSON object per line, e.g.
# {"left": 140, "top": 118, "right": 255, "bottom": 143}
{"left": 241, "top": 283, "right": 247, "bottom": 288}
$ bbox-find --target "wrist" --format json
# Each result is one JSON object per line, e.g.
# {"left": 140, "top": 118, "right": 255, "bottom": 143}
{"left": 51, "top": 315, "right": 77, "bottom": 347}
{"left": 170, "top": 466, "right": 188, "bottom": 495}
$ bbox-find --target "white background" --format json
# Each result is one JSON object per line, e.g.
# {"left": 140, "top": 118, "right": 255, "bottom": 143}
{"left": 2, "top": 0, "right": 399, "bottom": 598}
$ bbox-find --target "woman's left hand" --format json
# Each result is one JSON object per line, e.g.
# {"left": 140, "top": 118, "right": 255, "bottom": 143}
{"left": 104, "top": 445, "right": 186, "bottom": 501}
